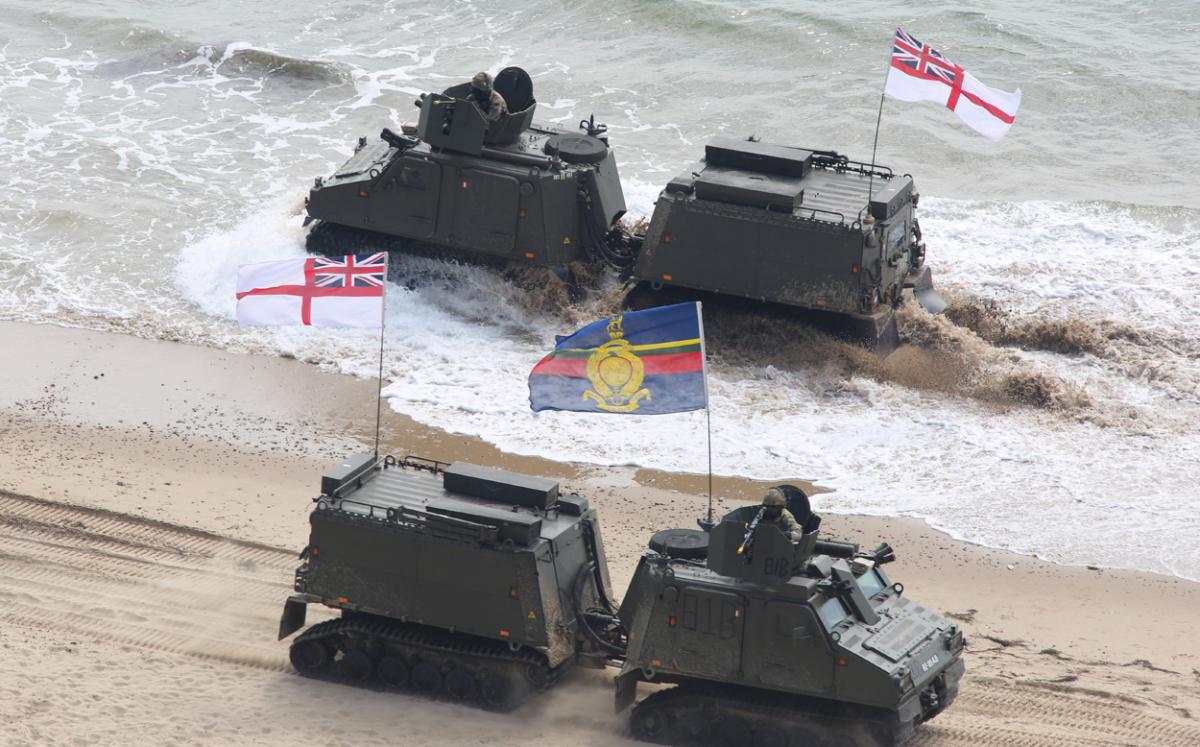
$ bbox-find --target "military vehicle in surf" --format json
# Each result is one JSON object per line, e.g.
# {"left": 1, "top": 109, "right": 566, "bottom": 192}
{"left": 278, "top": 454, "right": 965, "bottom": 745}
{"left": 302, "top": 66, "right": 946, "bottom": 347}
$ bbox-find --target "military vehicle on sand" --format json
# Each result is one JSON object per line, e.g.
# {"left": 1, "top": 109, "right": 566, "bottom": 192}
{"left": 278, "top": 454, "right": 965, "bottom": 745}
{"left": 302, "top": 67, "right": 946, "bottom": 346}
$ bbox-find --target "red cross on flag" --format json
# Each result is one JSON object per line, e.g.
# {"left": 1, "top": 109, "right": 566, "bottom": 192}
{"left": 885, "top": 28, "right": 1021, "bottom": 141}
{"left": 236, "top": 254, "right": 385, "bottom": 328}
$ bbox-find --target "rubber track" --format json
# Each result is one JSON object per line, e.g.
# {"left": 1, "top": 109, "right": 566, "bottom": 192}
{"left": 4, "top": 491, "right": 1199, "bottom": 745}
{"left": 290, "top": 614, "right": 556, "bottom": 708}
{"left": 307, "top": 220, "right": 433, "bottom": 259}
{"left": 294, "top": 615, "right": 549, "bottom": 671}
{"left": 631, "top": 684, "right": 907, "bottom": 747}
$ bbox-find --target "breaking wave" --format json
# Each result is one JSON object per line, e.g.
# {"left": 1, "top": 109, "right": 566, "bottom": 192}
{"left": 942, "top": 292, "right": 1142, "bottom": 357}
{"left": 214, "top": 46, "right": 352, "bottom": 84}
{"left": 3, "top": 0, "right": 1199, "bottom": 580}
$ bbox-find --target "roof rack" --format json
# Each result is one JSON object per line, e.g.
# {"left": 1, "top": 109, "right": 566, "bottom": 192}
{"left": 810, "top": 153, "right": 894, "bottom": 180}
{"left": 383, "top": 453, "right": 451, "bottom": 474}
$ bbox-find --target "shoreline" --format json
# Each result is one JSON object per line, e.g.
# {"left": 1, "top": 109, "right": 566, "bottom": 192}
{"left": 4, "top": 318, "right": 1188, "bottom": 583}
{"left": 4, "top": 319, "right": 1200, "bottom": 745}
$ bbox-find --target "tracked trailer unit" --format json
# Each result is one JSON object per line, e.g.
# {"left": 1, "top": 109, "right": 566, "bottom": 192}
{"left": 627, "top": 138, "right": 946, "bottom": 343}
{"left": 279, "top": 455, "right": 964, "bottom": 745}
{"left": 301, "top": 66, "right": 945, "bottom": 347}
{"left": 278, "top": 454, "right": 615, "bottom": 709}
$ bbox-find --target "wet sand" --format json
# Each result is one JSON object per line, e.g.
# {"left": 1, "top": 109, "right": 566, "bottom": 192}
{"left": 2, "top": 320, "right": 1198, "bottom": 746}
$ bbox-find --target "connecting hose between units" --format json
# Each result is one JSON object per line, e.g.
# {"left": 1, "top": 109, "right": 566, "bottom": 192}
{"left": 579, "top": 186, "right": 638, "bottom": 272}
{"left": 573, "top": 560, "right": 626, "bottom": 656}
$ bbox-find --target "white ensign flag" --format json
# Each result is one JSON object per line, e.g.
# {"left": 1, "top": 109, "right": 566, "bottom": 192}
{"left": 236, "top": 253, "right": 385, "bottom": 328}
{"left": 884, "top": 28, "right": 1022, "bottom": 141}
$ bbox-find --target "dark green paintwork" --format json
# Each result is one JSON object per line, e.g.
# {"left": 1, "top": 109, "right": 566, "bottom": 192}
{"left": 616, "top": 503, "right": 965, "bottom": 727}
{"left": 305, "top": 69, "right": 624, "bottom": 267}
{"left": 292, "top": 459, "right": 612, "bottom": 669}
{"left": 633, "top": 138, "right": 929, "bottom": 333}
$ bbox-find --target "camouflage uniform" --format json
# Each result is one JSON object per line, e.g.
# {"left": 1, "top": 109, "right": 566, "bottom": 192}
{"left": 469, "top": 72, "right": 508, "bottom": 124}
{"left": 762, "top": 488, "right": 803, "bottom": 541}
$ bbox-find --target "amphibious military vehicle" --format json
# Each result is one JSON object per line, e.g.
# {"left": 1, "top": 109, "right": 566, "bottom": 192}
{"left": 302, "top": 66, "right": 945, "bottom": 346}
{"left": 278, "top": 454, "right": 964, "bottom": 745}
{"left": 304, "top": 67, "right": 632, "bottom": 273}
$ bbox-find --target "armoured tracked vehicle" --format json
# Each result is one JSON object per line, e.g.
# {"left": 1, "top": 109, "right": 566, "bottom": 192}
{"left": 304, "top": 67, "right": 633, "bottom": 273}
{"left": 302, "top": 66, "right": 945, "bottom": 347}
{"left": 626, "top": 138, "right": 946, "bottom": 343}
{"left": 278, "top": 455, "right": 964, "bottom": 745}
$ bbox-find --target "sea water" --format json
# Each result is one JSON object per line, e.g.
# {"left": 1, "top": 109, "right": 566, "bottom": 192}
{"left": 1, "top": 0, "right": 1197, "bottom": 579}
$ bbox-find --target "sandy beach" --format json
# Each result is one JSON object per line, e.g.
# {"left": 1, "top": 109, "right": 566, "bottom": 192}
{"left": 2, "top": 319, "right": 1198, "bottom": 746}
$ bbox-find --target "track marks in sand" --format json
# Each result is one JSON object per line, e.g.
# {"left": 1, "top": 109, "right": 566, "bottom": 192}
{"left": 3, "top": 491, "right": 1199, "bottom": 747}
{"left": 0, "top": 491, "right": 316, "bottom": 672}
{"left": 917, "top": 675, "right": 1200, "bottom": 747}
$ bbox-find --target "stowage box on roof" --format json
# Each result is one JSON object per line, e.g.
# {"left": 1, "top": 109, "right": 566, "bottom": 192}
{"left": 704, "top": 137, "right": 813, "bottom": 178}
{"left": 443, "top": 461, "right": 559, "bottom": 510}
{"left": 321, "top": 453, "right": 377, "bottom": 497}
{"left": 693, "top": 169, "right": 803, "bottom": 211}
{"left": 426, "top": 498, "right": 543, "bottom": 546}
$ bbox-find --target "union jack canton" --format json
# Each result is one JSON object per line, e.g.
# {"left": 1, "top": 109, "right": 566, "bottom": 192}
{"left": 883, "top": 27, "right": 1022, "bottom": 141}
{"left": 313, "top": 253, "right": 387, "bottom": 288}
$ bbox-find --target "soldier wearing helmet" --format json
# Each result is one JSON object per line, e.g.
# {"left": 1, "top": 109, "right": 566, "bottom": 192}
{"left": 468, "top": 71, "right": 508, "bottom": 124}
{"left": 762, "top": 488, "right": 802, "bottom": 542}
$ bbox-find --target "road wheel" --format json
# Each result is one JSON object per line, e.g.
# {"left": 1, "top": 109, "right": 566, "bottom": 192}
{"left": 377, "top": 656, "right": 410, "bottom": 688}
{"left": 411, "top": 661, "right": 442, "bottom": 693}
{"left": 337, "top": 649, "right": 374, "bottom": 681}
{"left": 630, "top": 702, "right": 675, "bottom": 745}
{"left": 479, "top": 672, "right": 517, "bottom": 711}
{"left": 445, "top": 667, "right": 475, "bottom": 701}
{"left": 524, "top": 661, "right": 549, "bottom": 690}
{"left": 289, "top": 639, "right": 332, "bottom": 675}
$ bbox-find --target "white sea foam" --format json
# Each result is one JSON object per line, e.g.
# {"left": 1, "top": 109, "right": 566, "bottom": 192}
{"left": 160, "top": 194, "right": 1200, "bottom": 581}
{"left": 2, "top": 5, "right": 1198, "bottom": 581}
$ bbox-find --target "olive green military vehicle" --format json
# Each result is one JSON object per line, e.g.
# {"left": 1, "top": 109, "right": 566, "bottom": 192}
{"left": 301, "top": 66, "right": 945, "bottom": 347}
{"left": 304, "top": 66, "right": 633, "bottom": 273}
{"left": 278, "top": 455, "right": 964, "bottom": 745}
{"left": 626, "top": 138, "right": 947, "bottom": 344}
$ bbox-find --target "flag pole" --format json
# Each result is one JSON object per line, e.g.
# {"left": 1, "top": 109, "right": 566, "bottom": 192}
{"left": 695, "top": 301, "right": 715, "bottom": 531}
{"left": 867, "top": 30, "right": 896, "bottom": 204}
{"left": 373, "top": 257, "right": 387, "bottom": 460}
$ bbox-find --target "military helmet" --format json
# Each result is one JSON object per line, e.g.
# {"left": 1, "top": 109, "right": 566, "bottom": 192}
{"left": 763, "top": 488, "right": 786, "bottom": 508}
{"left": 470, "top": 72, "right": 494, "bottom": 93}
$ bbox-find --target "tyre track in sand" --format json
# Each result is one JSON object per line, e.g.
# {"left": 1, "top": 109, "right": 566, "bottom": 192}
{"left": 0, "top": 491, "right": 309, "bottom": 672}
{"left": 2, "top": 491, "right": 1198, "bottom": 746}
{"left": 913, "top": 674, "right": 1200, "bottom": 747}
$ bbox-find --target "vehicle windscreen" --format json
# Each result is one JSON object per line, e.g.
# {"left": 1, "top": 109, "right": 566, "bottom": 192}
{"left": 817, "top": 596, "right": 849, "bottom": 630}
{"left": 856, "top": 568, "right": 886, "bottom": 599}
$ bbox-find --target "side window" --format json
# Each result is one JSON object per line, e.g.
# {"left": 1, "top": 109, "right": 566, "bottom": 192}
{"left": 887, "top": 221, "right": 907, "bottom": 255}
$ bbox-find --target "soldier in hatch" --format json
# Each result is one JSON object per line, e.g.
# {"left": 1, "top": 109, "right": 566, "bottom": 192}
{"left": 761, "top": 488, "right": 802, "bottom": 541}
{"left": 468, "top": 72, "right": 508, "bottom": 124}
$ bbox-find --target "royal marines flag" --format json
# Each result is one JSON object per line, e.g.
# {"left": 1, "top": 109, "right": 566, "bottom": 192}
{"left": 236, "top": 254, "right": 385, "bottom": 328}
{"left": 529, "top": 302, "right": 707, "bottom": 415}
{"left": 884, "top": 28, "right": 1021, "bottom": 140}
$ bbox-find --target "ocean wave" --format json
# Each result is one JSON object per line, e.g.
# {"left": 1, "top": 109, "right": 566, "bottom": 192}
{"left": 214, "top": 45, "right": 352, "bottom": 85}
